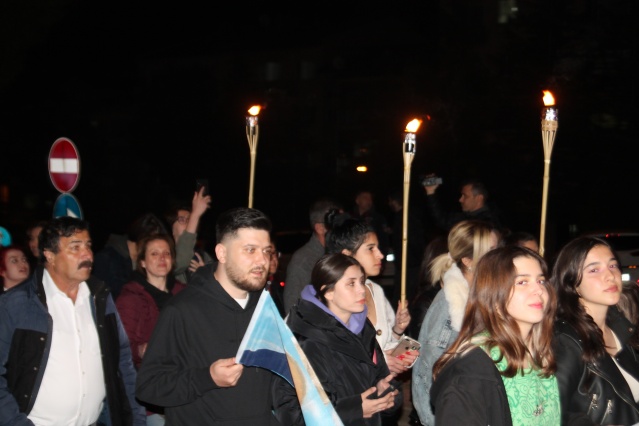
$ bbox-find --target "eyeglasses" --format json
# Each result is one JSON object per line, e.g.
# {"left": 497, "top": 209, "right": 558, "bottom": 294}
{"left": 176, "top": 216, "right": 190, "bottom": 224}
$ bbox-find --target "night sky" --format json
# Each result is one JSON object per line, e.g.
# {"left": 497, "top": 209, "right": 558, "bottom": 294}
{"left": 1, "top": 1, "right": 637, "bottom": 257}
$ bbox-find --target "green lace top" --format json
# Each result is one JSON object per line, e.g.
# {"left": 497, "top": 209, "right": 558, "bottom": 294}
{"left": 489, "top": 345, "right": 561, "bottom": 425}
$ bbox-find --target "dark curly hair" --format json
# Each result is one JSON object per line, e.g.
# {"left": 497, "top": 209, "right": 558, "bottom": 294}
{"left": 324, "top": 208, "right": 374, "bottom": 255}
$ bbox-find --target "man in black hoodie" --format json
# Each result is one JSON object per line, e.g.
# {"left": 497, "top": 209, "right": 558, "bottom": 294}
{"left": 136, "top": 207, "right": 301, "bottom": 425}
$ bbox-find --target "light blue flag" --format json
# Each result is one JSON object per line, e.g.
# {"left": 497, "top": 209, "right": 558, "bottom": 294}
{"left": 236, "top": 290, "right": 344, "bottom": 426}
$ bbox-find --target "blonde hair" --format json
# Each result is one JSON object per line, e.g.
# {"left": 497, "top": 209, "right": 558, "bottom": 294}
{"left": 429, "top": 220, "right": 497, "bottom": 285}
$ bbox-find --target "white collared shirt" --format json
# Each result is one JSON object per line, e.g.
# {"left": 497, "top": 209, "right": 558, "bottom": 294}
{"left": 28, "top": 269, "right": 106, "bottom": 426}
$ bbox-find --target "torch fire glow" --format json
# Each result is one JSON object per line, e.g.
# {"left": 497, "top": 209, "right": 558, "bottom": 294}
{"left": 245, "top": 105, "right": 261, "bottom": 208}
{"left": 400, "top": 118, "right": 423, "bottom": 306}
{"left": 539, "top": 91, "right": 558, "bottom": 257}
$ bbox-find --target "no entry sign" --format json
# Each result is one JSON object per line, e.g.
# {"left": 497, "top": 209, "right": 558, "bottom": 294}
{"left": 49, "top": 137, "right": 80, "bottom": 193}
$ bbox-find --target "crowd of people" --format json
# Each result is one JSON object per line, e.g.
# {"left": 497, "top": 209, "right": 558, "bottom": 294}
{"left": 0, "top": 177, "right": 638, "bottom": 426}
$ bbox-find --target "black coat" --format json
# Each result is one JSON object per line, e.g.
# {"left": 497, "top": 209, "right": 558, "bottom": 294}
{"left": 92, "top": 233, "right": 133, "bottom": 299}
{"left": 425, "top": 194, "right": 502, "bottom": 232}
{"left": 287, "top": 299, "right": 394, "bottom": 426}
{"left": 430, "top": 347, "right": 512, "bottom": 426}
{"left": 553, "top": 308, "right": 639, "bottom": 425}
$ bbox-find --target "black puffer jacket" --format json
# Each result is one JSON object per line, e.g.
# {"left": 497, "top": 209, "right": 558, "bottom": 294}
{"left": 553, "top": 308, "right": 639, "bottom": 425}
{"left": 287, "top": 298, "right": 395, "bottom": 426}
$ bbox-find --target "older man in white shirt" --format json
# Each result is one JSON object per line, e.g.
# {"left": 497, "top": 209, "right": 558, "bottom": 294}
{"left": 0, "top": 217, "right": 145, "bottom": 425}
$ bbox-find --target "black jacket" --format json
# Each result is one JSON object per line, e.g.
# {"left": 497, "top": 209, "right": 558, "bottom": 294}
{"left": 92, "top": 233, "right": 133, "bottom": 299}
{"left": 553, "top": 308, "right": 639, "bottom": 425}
{"left": 430, "top": 347, "right": 512, "bottom": 426}
{"left": 0, "top": 265, "right": 145, "bottom": 425}
{"left": 425, "top": 194, "right": 502, "bottom": 232}
{"left": 136, "top": 264, "right": 298, "bottom": 425}
{"left": 287, "top": 298, "right": 395, "bottom": 426}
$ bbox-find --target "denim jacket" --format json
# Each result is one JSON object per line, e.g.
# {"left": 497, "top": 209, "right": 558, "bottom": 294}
{"left": 412, "top": 263, "right": 469, "bottom": 425}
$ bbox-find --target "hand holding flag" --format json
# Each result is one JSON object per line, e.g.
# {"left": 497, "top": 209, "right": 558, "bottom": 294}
{"left": 236, "top": 290, "right": 344, "bottom": 426}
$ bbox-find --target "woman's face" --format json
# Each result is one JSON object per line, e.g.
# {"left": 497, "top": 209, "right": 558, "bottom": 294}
{"left": 577, "top": 245, "right": 622, "bottom": 314}
{"left": 28, "top": 226, "right": 43, "bottom": 258}
{"left": 141, "top": 239, "right": 173, "bottom": 280}
{"left": 506, "top": 256, "right": 548, "bottom": 338}
{"left": 350, "top": 232, "right": 384, "bottom": 278}
{"left": 1, "top": 248, "right": 30, "bottom": 289}
{"left": 325, "top": 265, "right": 367, "bottom": 323}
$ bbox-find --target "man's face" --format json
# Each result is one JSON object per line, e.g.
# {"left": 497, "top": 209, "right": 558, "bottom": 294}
{"left": 220, "top": 228, "right": 272, "bottom": 292}
{"left": 459, "top": 184, "right": 483, "bottom": 212}
{"left": 268, "top": 245, "right": 279, "bottom": 275}
{"left": 355, "top": 192, "right": 373, "bottom": 213}
{"left": 45, "top": 230, "right": 93, "bottom": 284}
{"left": 172, "top": 209, "right": 190, "bottom": 241}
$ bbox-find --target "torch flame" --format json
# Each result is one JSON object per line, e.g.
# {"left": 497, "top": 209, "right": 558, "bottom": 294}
{"left": 405, "top": 118, "right": 422, "bottom": 133}
{"left": 248, "top": 105, "right": 261, "bottom": 116}
{"left": 542, "top": 91, "right": 555, "bottom": 107}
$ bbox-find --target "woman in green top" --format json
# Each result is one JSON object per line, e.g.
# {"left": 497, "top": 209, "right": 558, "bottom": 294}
{"left": 430, "top": 245, "right": 560, "bottom": 426}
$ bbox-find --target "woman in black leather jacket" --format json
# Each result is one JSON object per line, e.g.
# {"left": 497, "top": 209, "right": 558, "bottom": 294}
{"left": 552, "top": 236, "right": 639, "bottom": 425}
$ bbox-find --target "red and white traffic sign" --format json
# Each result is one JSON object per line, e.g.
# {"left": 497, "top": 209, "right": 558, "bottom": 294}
{"left": 48, "top": 137, "right": 80, "bottom": 193}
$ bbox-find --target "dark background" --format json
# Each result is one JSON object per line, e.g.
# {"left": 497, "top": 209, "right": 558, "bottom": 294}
{"left": 1, "top": 1, "right": 637, "bottom": 258}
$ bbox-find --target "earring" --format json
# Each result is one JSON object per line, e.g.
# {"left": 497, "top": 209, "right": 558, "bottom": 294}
{"left": 466, "top": 266, "right": 472, "bottom": 272}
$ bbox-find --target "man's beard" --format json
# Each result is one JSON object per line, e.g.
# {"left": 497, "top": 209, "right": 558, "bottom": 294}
{"left": 225, "top": 261, "right": 267, "bottom": 292}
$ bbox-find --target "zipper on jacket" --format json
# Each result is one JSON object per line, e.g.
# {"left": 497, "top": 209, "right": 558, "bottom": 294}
{"left": 600, "top": 400, "right": 613, "bottom": 424}
{"left": 588, "top": 367, "right": 639, "bottom": 417}
{"left": 587, "top": 394, "right": 598, "bottom": 415}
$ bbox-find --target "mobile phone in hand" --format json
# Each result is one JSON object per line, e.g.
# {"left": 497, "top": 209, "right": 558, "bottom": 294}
{"left": 366, "top": 381, "right": 398, "bottom": 400}
{"left": 391, "top": 336, "right": 421, "bottom": 357}
{"left": 377, "top": 382, "right": 397, "bottom": 398}
{"left": 196, "top": 178, "right": 209, "bottom": 197}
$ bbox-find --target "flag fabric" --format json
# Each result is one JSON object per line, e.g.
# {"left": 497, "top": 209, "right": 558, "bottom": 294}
{"left": 236, "top": 290, "right": 344, "bottom": 426}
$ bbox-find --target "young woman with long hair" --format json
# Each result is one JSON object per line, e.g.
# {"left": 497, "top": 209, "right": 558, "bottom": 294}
{"left": 411, "top": 219, "right": 499, "bottom": 425}
{"left": 552, "top": 236, "right": 639, "bottom": 425}
{"left": 431, "top": 245, "right": 559, "bottom": 425}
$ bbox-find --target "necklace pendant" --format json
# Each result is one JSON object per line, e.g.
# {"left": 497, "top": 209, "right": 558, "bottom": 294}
{"left": 533, "top": 404, "right": 544, "bottom": 416}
